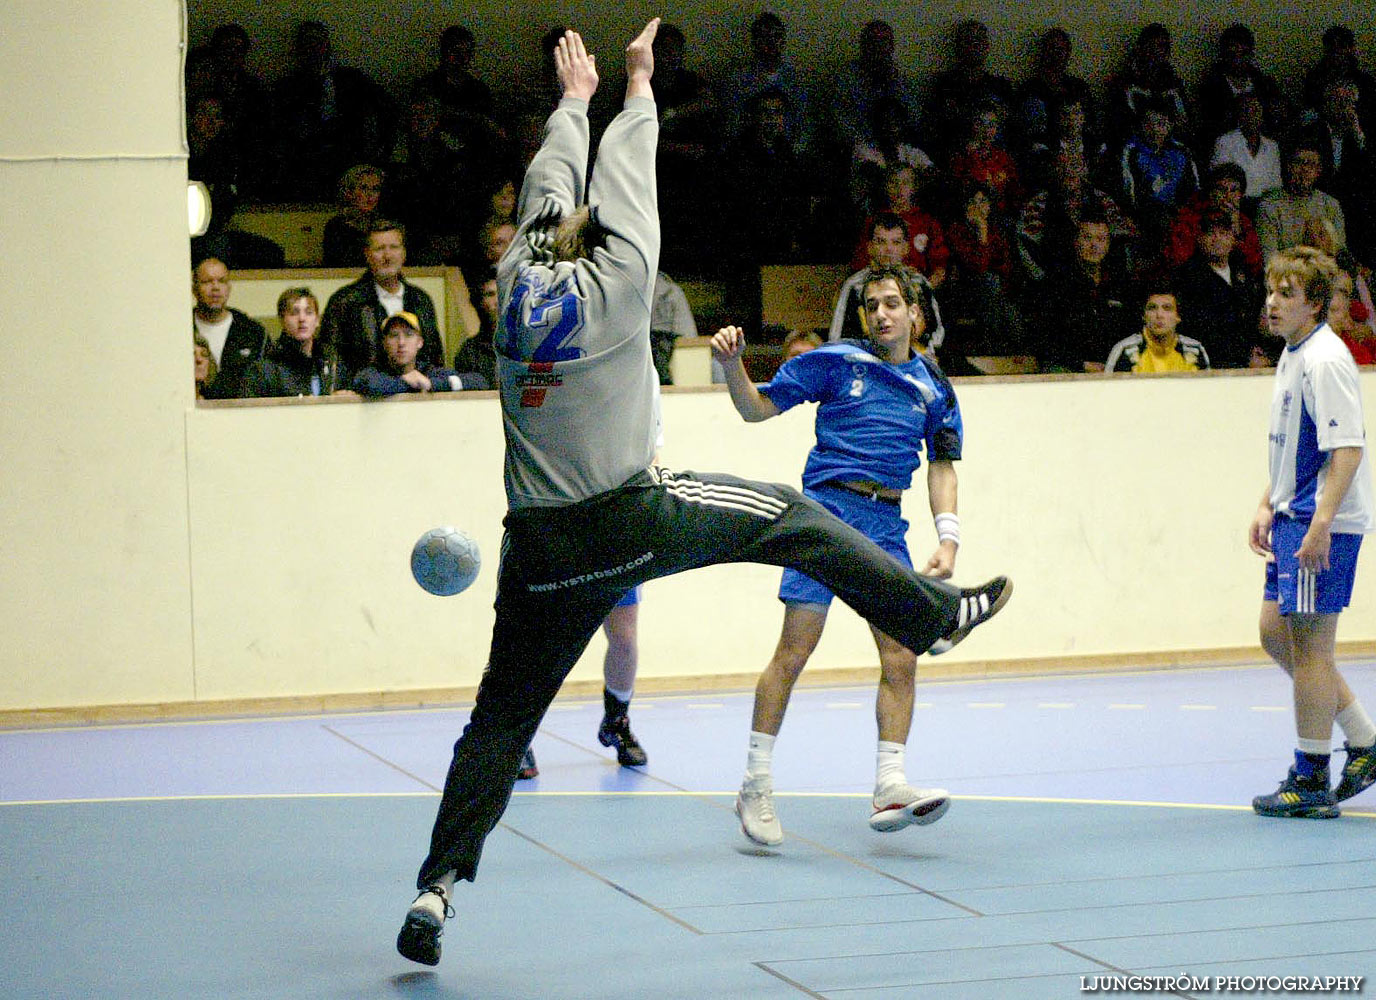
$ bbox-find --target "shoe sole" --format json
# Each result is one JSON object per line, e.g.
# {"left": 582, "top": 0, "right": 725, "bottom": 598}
{"left": 1252, "top": 802, "right": 1339, "bottom": 819}
{"left": 932, "top": 578, "right": 1013, "bottom": 655}
{"left": 869, "top": 794, "right": 951, "bottom": 832}
{"left": 396, "top": 911, "right": 443, "bottom": 966}
{"left": 735, "top": 796, "right": 783, "bottom": 846}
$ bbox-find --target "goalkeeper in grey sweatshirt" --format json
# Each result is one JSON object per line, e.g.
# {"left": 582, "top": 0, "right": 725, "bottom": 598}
{"left": 396, "top": 19, "right": 1012, "bottom": 969}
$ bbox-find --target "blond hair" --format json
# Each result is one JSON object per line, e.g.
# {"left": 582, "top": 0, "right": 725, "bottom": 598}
{"left": 1265, "top": 246, "right": 1338, "bottom": 315}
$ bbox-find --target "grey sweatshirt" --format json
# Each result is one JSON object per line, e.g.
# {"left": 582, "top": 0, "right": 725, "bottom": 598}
{"left": 495, "top": 96, "right": 661, "bottom": 509}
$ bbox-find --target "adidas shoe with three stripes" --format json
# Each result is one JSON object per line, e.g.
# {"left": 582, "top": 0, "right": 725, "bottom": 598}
{"left": 928, "top": 576, "right": 1013, "bottom": 656}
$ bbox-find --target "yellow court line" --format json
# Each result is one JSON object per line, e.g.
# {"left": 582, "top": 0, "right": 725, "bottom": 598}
{"left": 4, "top": 789, "right": 1371, "bottom": 819}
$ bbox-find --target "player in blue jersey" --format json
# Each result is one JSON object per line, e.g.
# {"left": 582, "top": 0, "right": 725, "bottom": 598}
{"left": 713, "top": 263, "right": 973, "bottom": 845}
{"left": 1249, "top": 246, "right": 1376, "bottom": 819}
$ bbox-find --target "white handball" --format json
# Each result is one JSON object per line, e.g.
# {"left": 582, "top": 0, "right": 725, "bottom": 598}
{"left": 410, "top": 526, "right": 482, "bottom": 597}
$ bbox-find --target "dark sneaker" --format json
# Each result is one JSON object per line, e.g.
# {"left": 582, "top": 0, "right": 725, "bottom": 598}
{"left": 928, "top": 576, "right": 1013, "bottom": 656}
{"left": 598, "top": 713, "right": 648, "bottom": 766}
{"left": 516, "top": 746, "right": 539, "bottom": 780}
{"left": 1252, "top": 766, "right": 1338, "bottom": 818}
{"left": 1334, "top": 742, "right": 1376, "bottom": 802}
{"left": 396, "top": 886, "right": 453, "bottom": 966}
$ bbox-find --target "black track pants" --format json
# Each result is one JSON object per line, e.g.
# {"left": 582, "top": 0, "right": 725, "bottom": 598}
{"left": 416, "top": 468, "right": 960, "bottom": 886}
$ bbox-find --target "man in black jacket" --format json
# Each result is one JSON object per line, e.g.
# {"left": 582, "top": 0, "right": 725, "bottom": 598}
{"left": 191, "top": 256, "right": 267, "bottom": 399}
{"left": 1173, "top": 208, "right": 1266, "bottom": 368}
{"left": 322, "top": 220, "right": 444, "bottom": 375}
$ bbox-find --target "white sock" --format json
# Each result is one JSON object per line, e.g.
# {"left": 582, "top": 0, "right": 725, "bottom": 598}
{"left": 876, "top": 740, "right": 906, "bottom": 792}
{"left": 1337, "top": 702, "right": 1376, "bottom": 748}
{"left": 411, "top": 871, "right": 456, "bottom": 920}
{"left": 1297, "top": 736, "right": 1331, "bottom": 756}
{"left": 745, "top": 731, "right": 775, "bottom": 783}
{"left": 605, "top": 685, "right": 634, "bottom": 704}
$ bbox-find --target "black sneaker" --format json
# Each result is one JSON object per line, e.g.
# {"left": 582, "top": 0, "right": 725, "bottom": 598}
{"left": 1334, "top": 742, "right": 1376, "bottom": 802}
{"left": 1252, "top": 766, "right": 1339, "bottom": 818}
{"left": 598, "top": 713, "right": 648, "bottom": 766}
{"left": 928, "top": 576, "right": 1013, "bottom": 655}
{"left": 396, "top": 886, "right": 453, "bottom": 966}
{"left": 516, "top": 746, "right": 539, "bottom": 780}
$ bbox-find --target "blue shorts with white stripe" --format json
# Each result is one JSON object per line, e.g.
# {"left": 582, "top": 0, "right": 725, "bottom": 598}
{"left": 1264, "top": 514, "right": 1363, "bottom": 615}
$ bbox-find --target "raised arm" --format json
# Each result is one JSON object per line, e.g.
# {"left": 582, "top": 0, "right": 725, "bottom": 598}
{"left": 508, "top": 31, "right": 598, "bottom": 244}
{"left": 710, "top": 325, "right": 780, "bottom": 422}
{"left": 585, "top": 20, "right": 662, "bottom": 297}
{"left": 624, "top": 18, "right": 657, "bottom": 102}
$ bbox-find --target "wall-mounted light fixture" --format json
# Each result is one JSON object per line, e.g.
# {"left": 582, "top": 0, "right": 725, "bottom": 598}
{"left": 187, "top": 181, "right": 212, "bottom": 237}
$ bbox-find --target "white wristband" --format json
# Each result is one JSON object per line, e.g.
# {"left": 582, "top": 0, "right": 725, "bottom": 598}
{"left": 934, "top": 512, "right": 960, "bottom": 547}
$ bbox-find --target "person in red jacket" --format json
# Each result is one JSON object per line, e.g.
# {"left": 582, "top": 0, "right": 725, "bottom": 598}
{"left": 849, "top": 164, "right": 948, "bottom": 287}
{"left": 1162, "top": 162, "right": 1263, "bottom": 277}
{"left": 1330, "top": 269, "right": 1376, "bottom": 365}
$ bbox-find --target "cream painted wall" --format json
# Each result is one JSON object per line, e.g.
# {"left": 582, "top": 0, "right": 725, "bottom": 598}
{"left": 0, "top": 2, "right": 196, "bottom": 710}
{"left": 170, "top": 373, "right": 1376, "bottom": 706}
{"left": 4, "top": 0, "right": 1376, "bottom": 714}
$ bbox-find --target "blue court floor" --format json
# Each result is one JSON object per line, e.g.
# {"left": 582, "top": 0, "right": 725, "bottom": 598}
{"left": 2, "top": 662, "right": 1374, "bottom": 999}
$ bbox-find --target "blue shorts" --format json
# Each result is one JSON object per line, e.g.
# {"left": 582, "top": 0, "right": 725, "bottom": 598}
{"left": 614, "top": 585, "right": 641, "bottom": 608}
{"left": 779, "top": 483, "right": 911, "bottom": 607}
{"left": 1264, "top": 515, "right": 1363, "bottom": 615}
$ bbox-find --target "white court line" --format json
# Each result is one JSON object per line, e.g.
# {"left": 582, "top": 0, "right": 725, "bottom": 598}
{"left": 825, "top": 702, "right": 865, "bottom": 710}
{"left": 1180, "top": 704, "right": 1218, "bottom": 711}
{"left": 967, "top": 702, "right": 1006, "bottom": 709}
{"left": 1250, "top": 706, "right": 1287, "bottom": 712}
{"left": 1108, "top": 703, "right": 1146, "bottom": 710}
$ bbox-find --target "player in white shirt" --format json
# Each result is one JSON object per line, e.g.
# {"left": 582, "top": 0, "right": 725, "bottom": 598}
{"left": 1249, "top": 246, "right": 1376, "bottom": 818}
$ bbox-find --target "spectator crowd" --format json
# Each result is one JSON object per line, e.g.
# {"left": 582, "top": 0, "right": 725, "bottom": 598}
{"left": 188, "top": 15, "right": 1376, "bottom": 394}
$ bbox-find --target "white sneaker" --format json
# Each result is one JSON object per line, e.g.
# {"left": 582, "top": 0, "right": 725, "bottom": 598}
{"left": 735, "top": 779, "right": 784, "bottom": 846}
{"left": 869, "top": 784, "right": 950, "bottom": 832}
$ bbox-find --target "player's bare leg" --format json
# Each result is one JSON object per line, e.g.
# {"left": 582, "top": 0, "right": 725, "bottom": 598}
{"left": 736, "top": 604, "right": 826, "bottom": 845}
{"left": 868, "top": 626, "right": 949, "bottom": 832}
{"left": 598, "top": 603, "right": 647, "bottom": 766}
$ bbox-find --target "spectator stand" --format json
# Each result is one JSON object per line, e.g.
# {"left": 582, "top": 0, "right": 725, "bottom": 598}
{"left": 220, "top": 267, "right": 477, "bottom": 363}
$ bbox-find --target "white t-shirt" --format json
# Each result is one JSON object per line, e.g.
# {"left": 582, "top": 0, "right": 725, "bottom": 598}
{"left": 1210, "top": 130, "right": 1282, "bottom": 201}
{"left": 193, "top": 312, "right": 234, "bottom": 364}
{"left": 1268, "top": 324, "right": 1375, "bottom": 533}
{"left": 375, "top": 283, "right": 405, "bottom": 318}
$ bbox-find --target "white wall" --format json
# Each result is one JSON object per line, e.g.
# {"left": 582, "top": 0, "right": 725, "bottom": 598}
{"left": 142, "top": 372, "right": 1373, "bottom": 708}
{"left": 0, "top": 1, "right": 196, "bottom": 708}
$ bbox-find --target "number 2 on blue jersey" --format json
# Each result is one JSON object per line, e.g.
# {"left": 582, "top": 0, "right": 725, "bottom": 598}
{"left": 504, "top": 275, "right": 586, "bottom": 362}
